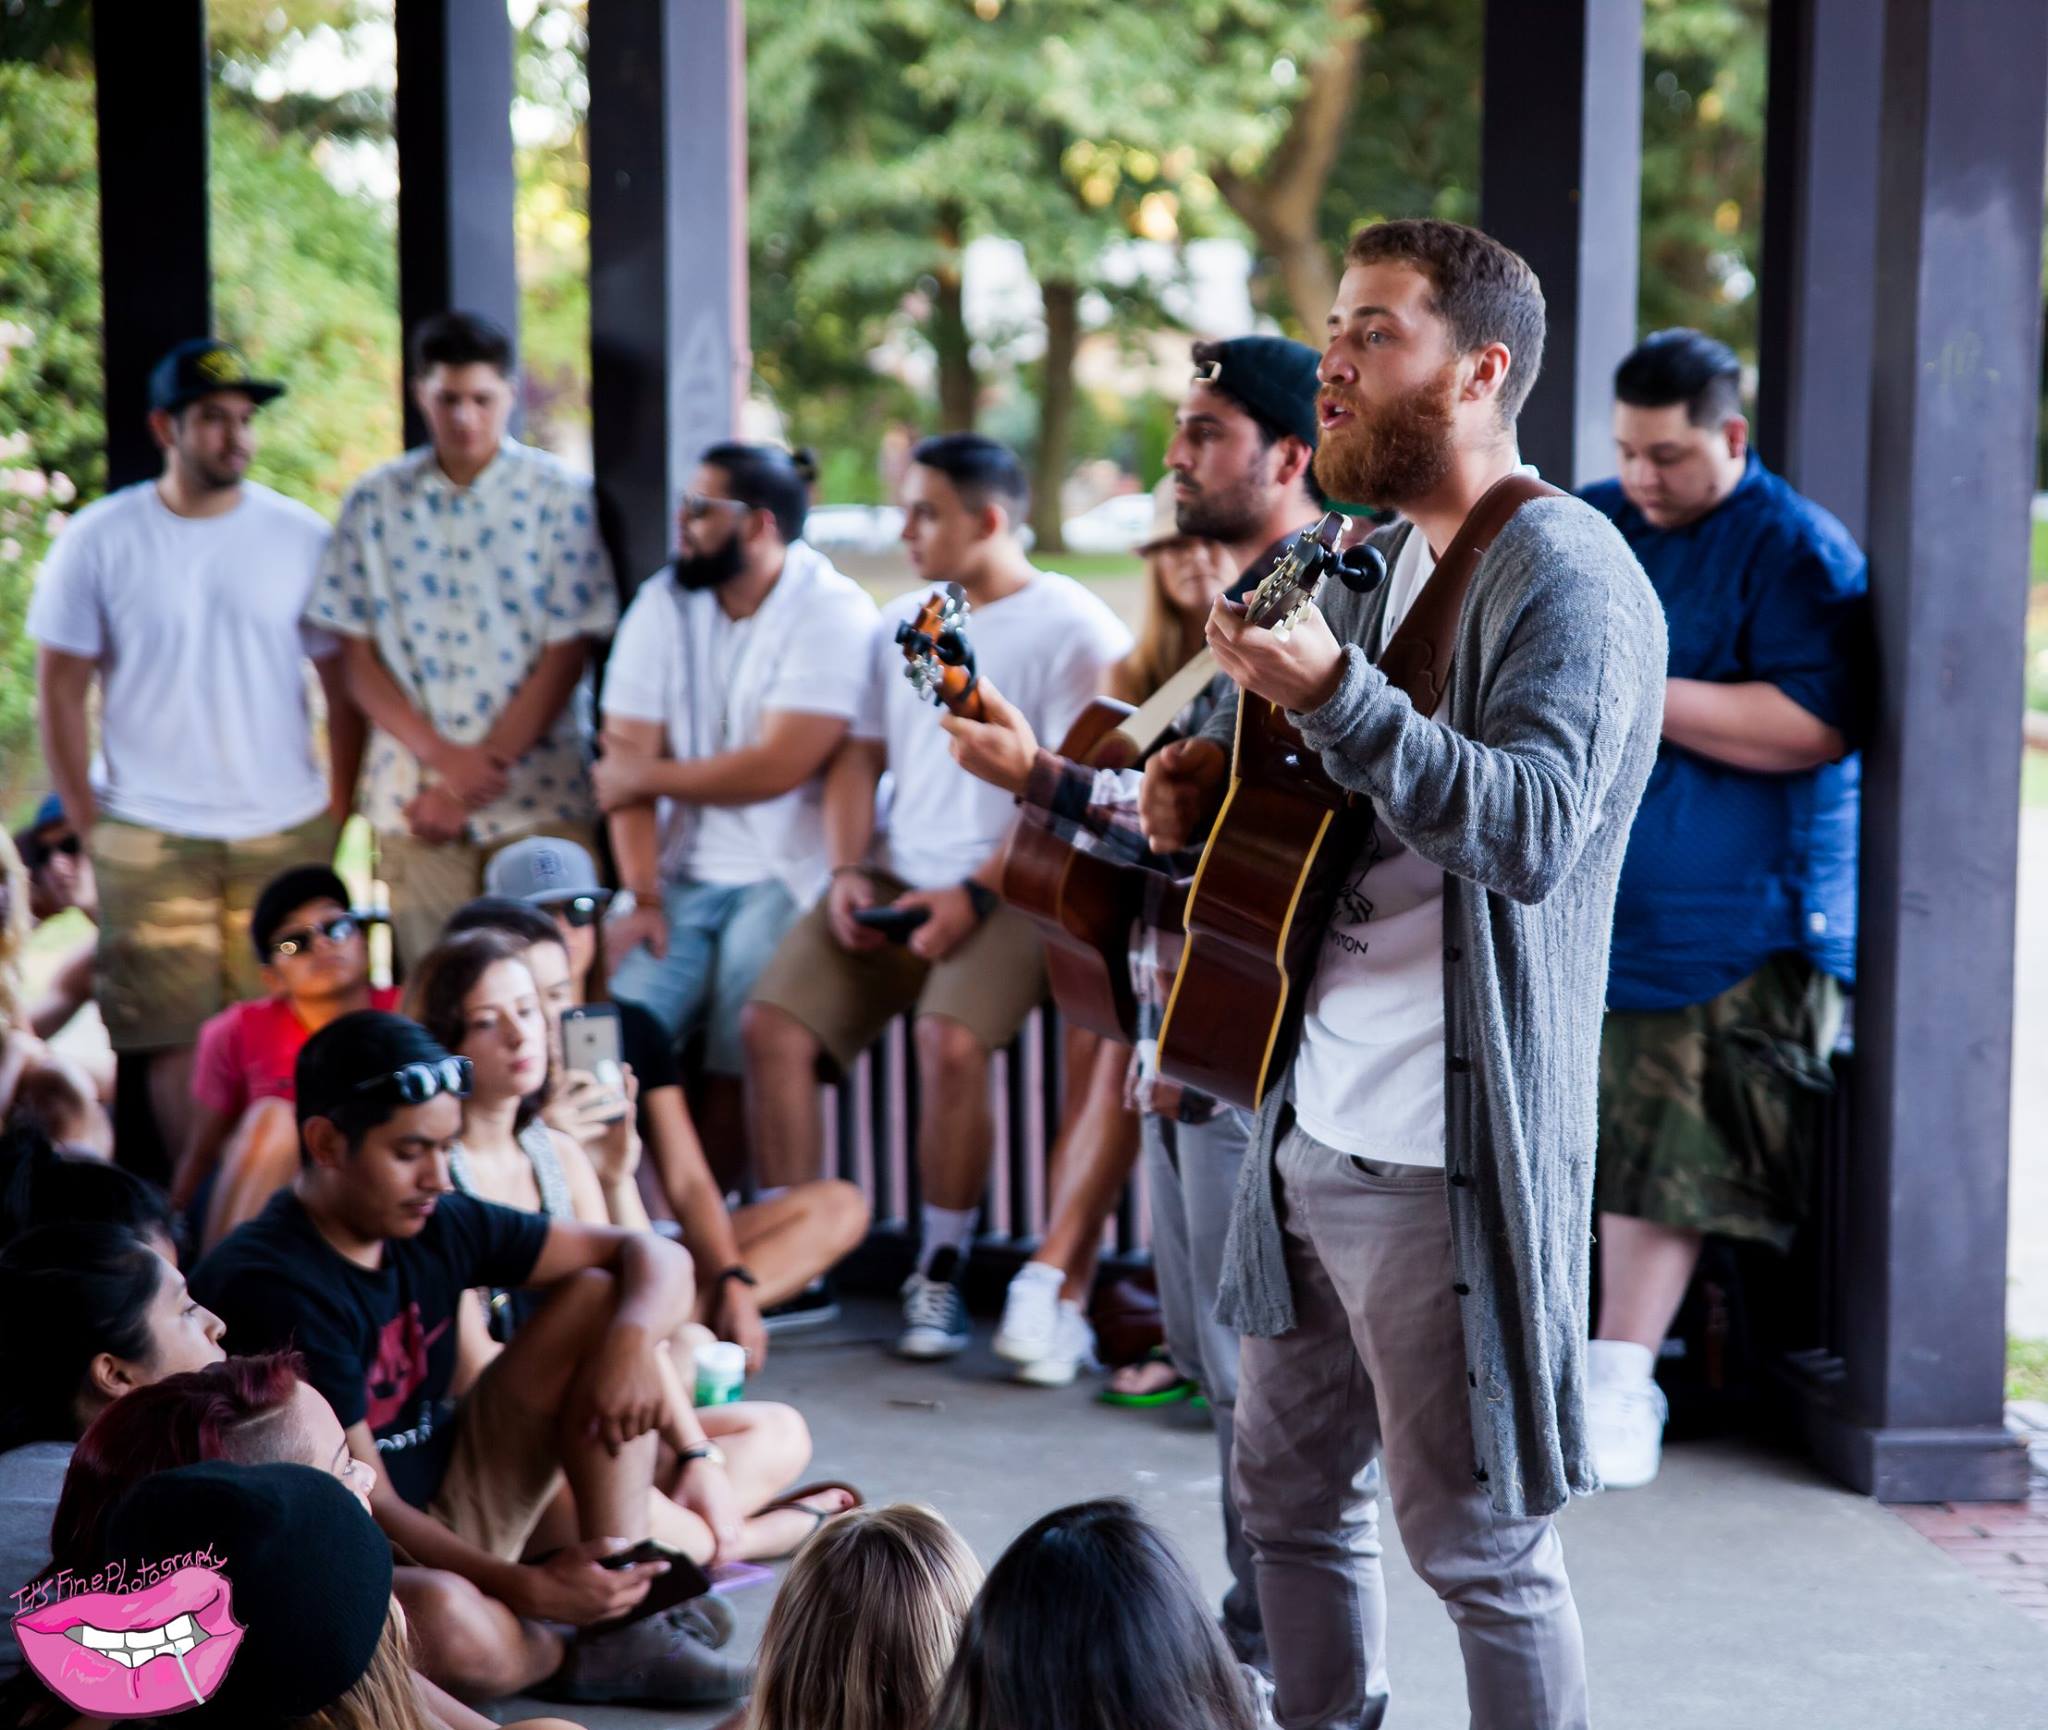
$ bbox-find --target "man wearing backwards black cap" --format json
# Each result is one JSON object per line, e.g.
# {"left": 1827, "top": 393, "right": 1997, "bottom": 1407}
{"left": 176, "top": 863, "right": 400, "bottom": 1250}
{"left": 28, "top": 338, "right": 366, "bottom": 1162}
{"left": 939, "top": 331, "right": 1328, "bottom": 1673}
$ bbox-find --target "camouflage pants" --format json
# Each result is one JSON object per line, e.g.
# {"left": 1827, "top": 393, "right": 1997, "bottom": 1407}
{"left": 1597, "top": 953, "right": 1842, "bottom": 1250}
{"left": 91, "top": 811, "right": 340, "bottom": 1053}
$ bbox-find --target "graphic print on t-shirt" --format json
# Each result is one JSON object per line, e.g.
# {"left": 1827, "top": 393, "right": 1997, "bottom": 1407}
{"left": 1324, "top": 827, "right": 1386, "bottom": 960}
{"left": 364, "top": 1302, "right": 451, "bottom": 1432}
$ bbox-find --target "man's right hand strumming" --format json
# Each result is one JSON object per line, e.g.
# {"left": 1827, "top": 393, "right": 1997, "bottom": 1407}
{"left": 1139, "top": 737, "right": 1229, "bottom": 854}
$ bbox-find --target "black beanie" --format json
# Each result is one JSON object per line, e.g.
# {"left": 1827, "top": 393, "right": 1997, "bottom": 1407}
{"left": 249, "top": 864, "right": 352, "bottom": 960}
{"left": 97, "top": 1460, "right": 393, "bottom": 1723}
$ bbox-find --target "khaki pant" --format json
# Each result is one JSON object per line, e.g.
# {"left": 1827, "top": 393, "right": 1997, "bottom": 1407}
{"left": 377, "top": 822, "right": 596, "bottom": 973}
{"left": 1233, "top": 1123, "right": 1587, "bottom": 1730}
{"left": 91, "top": 811, "right": 339, "bottom": 1052}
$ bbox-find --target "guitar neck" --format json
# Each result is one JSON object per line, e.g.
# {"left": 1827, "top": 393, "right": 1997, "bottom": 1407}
{"left": 1109, "top": 648, "right": 1220, "bottom": 757}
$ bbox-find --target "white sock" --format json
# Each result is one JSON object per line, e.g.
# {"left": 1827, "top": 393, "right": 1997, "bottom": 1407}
{"left": 918, "top": 1206, "right": 978, "bottom": 1275}
{"left": 1014, "top": 1260, "right": 1064, "bottom": 1289}
{"left": 1587, "top": 1339, "right": 1656, "bottom": 1387}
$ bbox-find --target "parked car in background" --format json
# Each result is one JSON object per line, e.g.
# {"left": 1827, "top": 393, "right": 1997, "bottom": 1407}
{"left": 805, "top": 503, "right": 907, "bottom": 554}
{"left": 1060, "top": 491, "right": 1155, "bottom": 553}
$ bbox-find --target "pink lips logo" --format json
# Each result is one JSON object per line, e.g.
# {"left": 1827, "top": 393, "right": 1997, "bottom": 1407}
{"left": 13, "top": 1564, "right": 245, "bottom": 1717}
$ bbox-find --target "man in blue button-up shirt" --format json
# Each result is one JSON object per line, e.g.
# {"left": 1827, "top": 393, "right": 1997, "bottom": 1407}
{"left": 1580, "top": 329, "right": 1871, "bottom": 1491}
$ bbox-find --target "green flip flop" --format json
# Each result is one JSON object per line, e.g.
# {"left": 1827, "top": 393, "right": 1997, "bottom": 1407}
{"left": 1098, "top": 1347, "right": 1200, "bottom": 1409}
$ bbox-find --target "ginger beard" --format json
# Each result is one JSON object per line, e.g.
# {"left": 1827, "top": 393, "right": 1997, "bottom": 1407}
{"left": 1313, "top": 359, "right": 1460, "bottom": 510}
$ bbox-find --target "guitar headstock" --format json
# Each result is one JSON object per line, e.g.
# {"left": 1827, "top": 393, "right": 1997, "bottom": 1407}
{"left": 1240, "top": 512, "right": 1387, "bottom": 641}
{"left": 1243, "top": 512, "right": 1346, "bottom": 640}
{"left": 895, "top": 583, "right": 987, "bottom": 720}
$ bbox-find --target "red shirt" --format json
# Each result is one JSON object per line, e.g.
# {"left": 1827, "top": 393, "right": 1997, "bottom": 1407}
{"left": 191, "top": 987, "right": 402, "bottom": 1119}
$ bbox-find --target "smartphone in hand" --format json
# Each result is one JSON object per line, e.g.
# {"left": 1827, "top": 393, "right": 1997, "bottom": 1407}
{"left": 852, "top": 905, "right": 932, "bottom": 945}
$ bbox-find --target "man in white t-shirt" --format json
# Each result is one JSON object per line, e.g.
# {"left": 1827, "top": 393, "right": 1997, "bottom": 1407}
{"left": 29, "top": 339, "right": 363, "bottom": 1158}
{"left": 306, "top": 311, "right": 617, "bottom": 968}
{"left": 594, "top": 442, "right": 878, "bottom": 1163}
{"left": 744, "top": 434, "right": 1132, "bottom": 1359}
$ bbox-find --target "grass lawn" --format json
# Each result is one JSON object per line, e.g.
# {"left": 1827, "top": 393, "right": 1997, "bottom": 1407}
{"left": 2011, "top": 1335, "right": 2048, "bottom": 1404}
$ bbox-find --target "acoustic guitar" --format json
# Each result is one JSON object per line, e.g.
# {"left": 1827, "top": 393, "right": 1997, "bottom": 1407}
{"left": 1153, "top": 513, "right": 1379, "bottom": 1109}
{"left": 1155, "top": 475, "right": 1556, "bottom": 1111}
{"left": 896, "top": 583, "right": 1216, "bottom": 1041}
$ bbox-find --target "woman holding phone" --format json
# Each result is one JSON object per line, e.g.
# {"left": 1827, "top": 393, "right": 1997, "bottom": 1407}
{"left": 402, "top": 927, "right": 860, "bottom": 1569}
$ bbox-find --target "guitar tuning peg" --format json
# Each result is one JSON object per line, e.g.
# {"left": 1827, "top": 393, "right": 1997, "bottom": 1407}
{"left": 1336, "top": 543, "right": 1389, "bottom": 594}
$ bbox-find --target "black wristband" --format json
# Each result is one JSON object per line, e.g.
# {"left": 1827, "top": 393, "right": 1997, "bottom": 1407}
{"left": 716, "top": 1265, "right": 759, "bottom": 1289}
{"left": 963, "top": 880, "right": 999, "bottom": 922}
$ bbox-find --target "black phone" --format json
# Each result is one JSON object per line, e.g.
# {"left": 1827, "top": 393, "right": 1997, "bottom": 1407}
{"left": 853, "top": 905, "right": 932, "bottom": 944}
{"left": 599, "top": 1538, "right": 674, "bottom": 1571}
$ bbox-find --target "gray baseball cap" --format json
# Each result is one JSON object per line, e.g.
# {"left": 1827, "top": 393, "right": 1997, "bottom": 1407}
{"left": 484, "top": 835, "right": 607, "bottom": 907}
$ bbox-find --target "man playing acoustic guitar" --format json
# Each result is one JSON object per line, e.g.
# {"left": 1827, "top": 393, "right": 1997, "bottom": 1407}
{"left": 1139, "top": 220, "right": 1666, "bottom": 1730}
{"left": 942, "top": 333, "right": 1328, "bottom": 1673}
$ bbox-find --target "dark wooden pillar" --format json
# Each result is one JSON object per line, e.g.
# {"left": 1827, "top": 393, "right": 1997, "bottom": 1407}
{"left": 1755, "top": 0, "right": 1884, "bottom": 546}
{"left": 1793, "top": 0, "right": 2046, "bottom": 1504}
{"left": 394, "top": 0, "right": 521, "bottom": 448}
{"left": 92, "top": 0, "right": 210, "bottom": 488}
{"left": 587, "top": 0, "right": 750, "bottom": 597}
{"left": 1479, "top": 0, "right": 1643, "bottom": 487}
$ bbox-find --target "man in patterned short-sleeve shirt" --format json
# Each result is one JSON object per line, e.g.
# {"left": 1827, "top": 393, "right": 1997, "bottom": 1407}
{"left": 308, "top": 311, "right": 618, "bottom": 967}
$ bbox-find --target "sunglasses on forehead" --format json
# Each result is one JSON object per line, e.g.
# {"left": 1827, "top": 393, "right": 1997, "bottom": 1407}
{"left": 350, "top": 1057, "right": 473, "bottom": 1109}
{"left": 270, "top": 913, "right": 361, "bottom": 958}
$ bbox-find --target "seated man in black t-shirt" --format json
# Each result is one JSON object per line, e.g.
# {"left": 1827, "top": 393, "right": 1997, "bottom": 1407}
{"left": 190, "top": 1010, "right": 749, "bottom": 1709}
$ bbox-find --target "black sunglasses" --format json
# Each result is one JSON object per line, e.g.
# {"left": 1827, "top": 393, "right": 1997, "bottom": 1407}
{"left": 554, "top": 893, "right": 609, "bottom": 929}
{"left": 21, "top": 833, "right": 81, "bottom": 869}
{"left": 350, "top": 1057, "right": 473, "bottom": 1109}
{"left": 271, "top": 913, "right": 361, "bottom": 958}
{"left": 681, "top": 492, "right": 751, "bottom": 523}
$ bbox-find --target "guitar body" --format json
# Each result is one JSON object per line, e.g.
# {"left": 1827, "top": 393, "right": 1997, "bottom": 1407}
{"left": 1157, "top": 695, "right": 1365, "bottom": 1111}
{"left": 998, "top": 699, "right": 1152, "bottom": 1041}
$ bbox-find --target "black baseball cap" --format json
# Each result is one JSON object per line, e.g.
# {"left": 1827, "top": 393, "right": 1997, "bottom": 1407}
{"left": 1192, "top": 336, "right": 1323, "bottom": 452}
{"left": 148, "top": 338, "right": 285, "bottom": 414}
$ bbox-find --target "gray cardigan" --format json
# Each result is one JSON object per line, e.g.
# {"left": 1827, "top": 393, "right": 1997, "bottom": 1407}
{"left": 1202, "top": 494, "right": 1666, "bottom": 1518}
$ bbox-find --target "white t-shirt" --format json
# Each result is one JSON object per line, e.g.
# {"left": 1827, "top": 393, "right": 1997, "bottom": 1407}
{"left": 600, "top": 542, "right": 879, "bottom": 898}
{"left": 1291, "top": 525, "right": 1450, "bottom": 1166}
{"left": 858, "top": 573, "right": 1132, "bottom": 890}
{"left": 27, "top": 481, "right": 335, "bottom": 840}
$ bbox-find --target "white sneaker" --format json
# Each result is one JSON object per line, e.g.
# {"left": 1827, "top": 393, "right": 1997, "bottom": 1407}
{"left": 993, "top": 1267, "right": 1063, "bottom": 1365}
{"left": 1587, "top": 1376, "right": 1669, "bottom": 1490}
{"left": 1012, "top": 1301, "right": 1098, "bottom": 1388}
{"left": 897, "top": 1251, "right": 972, "bottom": 1360}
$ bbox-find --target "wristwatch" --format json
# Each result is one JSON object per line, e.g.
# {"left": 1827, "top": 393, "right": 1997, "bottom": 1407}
{"left": 606, "top": 888, "right": 640, "bottom": 920}
{"left": 677, "top": 1442, "right": 727, "bottom": 1469}
{"left": 963, "top": 880, "right": 999, "bottom": 922}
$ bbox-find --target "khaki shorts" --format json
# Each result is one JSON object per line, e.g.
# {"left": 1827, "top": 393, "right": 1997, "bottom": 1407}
{"left": 425, "top": 1346, "right": 566, "bottom": 1562}
{"left": 377, "top": 821, "right": 597, "bottom": 972}
{"left": 1597, "top": 952, "right": 1842, "bottom": 1250}
{"left": 747, "top": 871, "right": 1046, "bottom": 1074}
{"left": 91, "top": 811, "right": 339, "bottom": 1053}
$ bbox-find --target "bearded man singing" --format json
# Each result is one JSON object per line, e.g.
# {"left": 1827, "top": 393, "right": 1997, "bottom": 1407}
{"left": 1139, "top": 220, "right": 1666, "bottom": 1730}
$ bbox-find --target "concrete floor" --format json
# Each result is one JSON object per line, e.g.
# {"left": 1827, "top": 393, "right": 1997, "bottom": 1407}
{"left": 497, "top": 1300, "right": 2048, "bottom": 1730}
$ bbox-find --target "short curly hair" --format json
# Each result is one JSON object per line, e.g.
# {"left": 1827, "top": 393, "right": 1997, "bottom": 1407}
{"left": 1344, "top": 219, "right": 1547, "bottom": 426}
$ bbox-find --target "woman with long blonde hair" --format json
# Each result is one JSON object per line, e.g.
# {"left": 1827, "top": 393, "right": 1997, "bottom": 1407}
{"left": 1112, "top": 477, "right": 1238, "bottom": 704}
{"left": 746, "top": 1502, "right": 983, "bottom": 1730}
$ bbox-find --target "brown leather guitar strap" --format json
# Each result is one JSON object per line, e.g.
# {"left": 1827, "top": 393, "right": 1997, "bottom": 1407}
{"left": 1376, "top": 472, "right": 1561, "bottom": 713}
